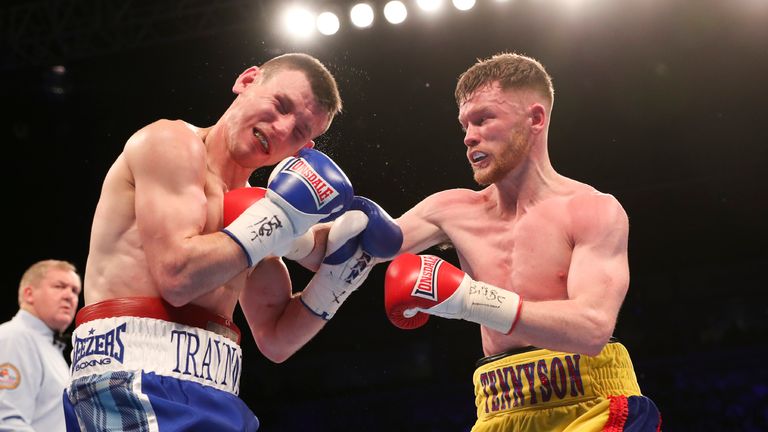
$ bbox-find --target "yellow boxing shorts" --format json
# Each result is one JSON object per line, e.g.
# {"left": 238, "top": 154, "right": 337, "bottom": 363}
{"left": 472, "top": 341, "right": 661, "bottom": 432}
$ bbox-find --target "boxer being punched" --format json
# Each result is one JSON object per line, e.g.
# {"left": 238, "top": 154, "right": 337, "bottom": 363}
{"left": 385, "top": 53, "right": 661, "bottom": 431}
{"left": 65, "top": 53, "right": 400, "bottom": 432}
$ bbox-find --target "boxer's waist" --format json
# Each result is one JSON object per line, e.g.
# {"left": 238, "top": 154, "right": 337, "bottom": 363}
{"left": 476, "top": 337, "right": 620, "bottom": 368}
{"left": 77, "top": 297, "right": 240, "bottom": 343}
{"left": 473, "top": 342, "right": 641, "bottom": 419}
{"left": 71, "top": 297, "right": 243, "bottom": 395}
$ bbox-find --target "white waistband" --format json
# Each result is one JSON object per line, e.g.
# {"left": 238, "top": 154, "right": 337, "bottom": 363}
{"left": 69, "top": 316, "right": 242, "bottom": 395}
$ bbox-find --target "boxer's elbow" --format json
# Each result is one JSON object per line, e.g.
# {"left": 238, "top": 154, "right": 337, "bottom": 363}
{"left": 161, "top": 288, "right": 192, "bottom": 308}
{"left": 263, "top": 350, "right": 291, "bottom": 364}
{"left": 255, "top": 336, "right": 294, "bottom": 364}
{"left": 579, "top": 310, "right": 615, "bottom": 356}
{"left": 153, "top": 261, "right": 195, "bottom": 307}
{"left": 580, "top": 338, "right": 610, "bottom": 357}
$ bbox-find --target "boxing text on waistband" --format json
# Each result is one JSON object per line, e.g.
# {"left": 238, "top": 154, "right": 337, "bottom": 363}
{"left": 477, "top": 352, "right": 589, "bottom": 415}
{"left": 70, "top": 316, "right": 242, "bottom": 395}
{"left": 473, "top": 343, "right": 641, "bottom": 418}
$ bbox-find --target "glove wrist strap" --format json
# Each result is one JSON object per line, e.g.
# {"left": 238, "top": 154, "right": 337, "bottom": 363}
{"left": 222, "top": 199, "right": 295, "bottom": 267}
{"left": 466, "top": 280, "right": 522, "bottom": 334}
{"left": 301, "top": 249, "right": 374, "bottom": 320}
{"left": 266, "top": 190, "right": 324, "bottom": 235}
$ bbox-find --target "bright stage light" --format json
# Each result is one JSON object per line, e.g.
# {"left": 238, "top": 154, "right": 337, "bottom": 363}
{"left": 417, "top": 0, "right": 443, "bottom": 13}
{"left": 350, "top": 3, "right": 375, "bottom": 28}
{"left": 282, "top": 6, "right": 315, "bottom": 39}
{"left": 317, "top": 11, "right": 340, "bottom": 35}
{"left": 384, "top": 1, "right": 408, "bottom": 24}
{"left": 453, "top": 0, "right": 476, "bottom": 11}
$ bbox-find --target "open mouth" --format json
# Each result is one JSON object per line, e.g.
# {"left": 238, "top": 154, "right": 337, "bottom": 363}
{"left": 253, "top": 128, "right": 269, "bottom": 153}
{"left": 470, "top": 151, "right": 488, "bottom": 164}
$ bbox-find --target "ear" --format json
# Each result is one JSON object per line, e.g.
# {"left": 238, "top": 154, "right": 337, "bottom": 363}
{"left": 232, "top": 66, "right": 261, "bottom": 95}
{"left": 21, "top": 285, "right": 35, "bottom": 306}
{"left": 529, "top": 103, "right": 547, "bottom": 134}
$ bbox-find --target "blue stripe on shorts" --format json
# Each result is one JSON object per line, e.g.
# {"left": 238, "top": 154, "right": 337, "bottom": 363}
{"left": 65, "top": 371, "right": 259, "bottom": 432}
{"left": 624, "top": 395, "right": 662, "bottom": 431}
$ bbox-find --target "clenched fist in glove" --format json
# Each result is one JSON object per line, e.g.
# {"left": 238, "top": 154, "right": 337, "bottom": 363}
{"left": 385, "top": 254, "right": 523, "bottom": 333}
{"left": 222, "top": 148, "right": 353, "bottom": 267}
{"left": 301, "top": 197, "right": 402, "bottom": 320}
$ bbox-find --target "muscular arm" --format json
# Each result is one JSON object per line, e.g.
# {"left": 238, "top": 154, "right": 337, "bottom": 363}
{"left": 508, "top": 194, "right": 630, "bottom": 356}
{"left": 239, "top": 258, "right": 327, "bottom": 363}
{"left": 396, "top": 191, "right": 454, "bottom": 254}
{"left": 127, "top": 120, "right": 248, "bottom": 306}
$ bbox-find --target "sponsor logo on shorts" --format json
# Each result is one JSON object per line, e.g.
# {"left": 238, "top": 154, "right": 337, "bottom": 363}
{"left": 0, "top": 363, "right": 20, "bottom": 389}
{"left": 72, "top": 323, "right": 127, "bottom": 372}
{"left": 478, "top": 354, "right": 585, "bottom": 413}
{"left": 171, "top": 329, "right": 242, "bottom": 393}
{"left": 284, "top": 158, "right": 339, "bottom": 209}
{"left": 411, "top": 255, "right": 442, "bottom": 301}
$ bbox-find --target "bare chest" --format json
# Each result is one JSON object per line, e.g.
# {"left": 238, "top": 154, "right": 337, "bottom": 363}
{"left": 202, "top": 175, "right": 227, "bottom": 234}
{"left": 442, "top": 208, "right": 573, "bottom": 300}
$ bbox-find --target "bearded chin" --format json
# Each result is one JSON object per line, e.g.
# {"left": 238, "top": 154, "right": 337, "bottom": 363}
{"left": 473, "top": 131, "right": 530, "bottom": 185}
{"left": 473, "top": 167, "right": 496, "bottom": 186}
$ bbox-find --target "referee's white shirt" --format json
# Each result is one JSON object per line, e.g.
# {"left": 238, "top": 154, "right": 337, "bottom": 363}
{"left": 0, "top": 310, "right": 69, "bottom": 431}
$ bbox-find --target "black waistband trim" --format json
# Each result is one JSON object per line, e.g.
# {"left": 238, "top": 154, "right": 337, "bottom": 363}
{"left": 475, "top": 337, "right": 619, "bottom": 368}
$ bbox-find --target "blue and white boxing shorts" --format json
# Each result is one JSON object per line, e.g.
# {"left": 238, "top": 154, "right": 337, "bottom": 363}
{"left": 64, "top": 297, "right": 259, "bottom": 432}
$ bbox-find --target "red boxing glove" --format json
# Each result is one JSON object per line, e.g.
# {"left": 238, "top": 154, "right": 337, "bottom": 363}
{"left": 223, "top": 187, "right": 267, "bottom": 226}
{"left": 384, "top": 254, "right": 522, "bottom": 333}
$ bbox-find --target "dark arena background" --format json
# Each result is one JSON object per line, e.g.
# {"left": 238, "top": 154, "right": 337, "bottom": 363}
{"left": 2, "top": 0, "right": 767, "bottom": 430}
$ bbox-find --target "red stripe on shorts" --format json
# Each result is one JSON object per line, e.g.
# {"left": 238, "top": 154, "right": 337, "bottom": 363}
{"left": 603, "top": 395, "right": 629, "bottom": 431}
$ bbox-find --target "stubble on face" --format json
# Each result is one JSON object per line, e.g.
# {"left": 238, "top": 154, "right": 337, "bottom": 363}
{"left": 473, "top": 126, "right": 531, "bottom": 186}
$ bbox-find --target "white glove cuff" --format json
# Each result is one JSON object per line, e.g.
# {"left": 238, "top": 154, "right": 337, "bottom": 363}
{"left": 222, "top": 199, "right": 296, "bottom": 267}
{"left": 266, "top": 190, "right": 325, "bottom": 235}
{"left": 300, "top": 271, "right": 344, "bottom": 320}
{"left": 467, "top": 280, "right": 522, "bottom": 334}
{"left": 301, "top": 249, "right": 374, "bottom": 320}
{"left": 413, "top": 276, "right": 522, "bottom": 334}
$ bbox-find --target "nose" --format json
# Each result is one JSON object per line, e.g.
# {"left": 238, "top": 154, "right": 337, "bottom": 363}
{"left": 66, "top": 288, "right": 79, "bottom": 307}
{"left": 273, "top": 114, "right": 296, "bottom": 142}
{"left": 464, "top": 125, "right": 479, "bottom": 148}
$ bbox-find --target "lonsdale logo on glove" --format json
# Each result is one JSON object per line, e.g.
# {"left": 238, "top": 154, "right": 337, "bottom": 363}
{"left": 412, "top": 255, "right": 442, "bottom": 301}
{"left": 283, "top": 158, "right": 339, "bottom": 209}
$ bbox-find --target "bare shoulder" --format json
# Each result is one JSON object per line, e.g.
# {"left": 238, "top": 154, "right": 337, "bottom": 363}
{"left": 414, "top": 188, "right": 484, "bottom": 218}
{"left": 123, "top": 120, "right": 206, "bottom": 172}
{"left": 125, "top": 120, "right": 202, "bottom": 156}
{"left": 421, "top": 187, "right": 484, "bottom": 207}
{"left": 568, "top": 189, "right": 626, "bottom": 216}
{"left": 566, "top": 188, "right": 629, "bottom": 238}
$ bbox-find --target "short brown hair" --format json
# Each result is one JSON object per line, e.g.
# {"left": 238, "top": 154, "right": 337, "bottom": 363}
{"left": 18, "top": 259, "right": 78, "bottom": 306}
{"left": 455, "top": 53, "right": 554, "bottom": 108}
{"left": 259, "top": 53, "right": 342, "bottom": 119}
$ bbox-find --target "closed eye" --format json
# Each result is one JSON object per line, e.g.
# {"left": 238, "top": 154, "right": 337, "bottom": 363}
{"left": 276, "top": 100, "right": 288, "bottom": 114}
{"left": 294, "top": 123, "right": 311, "bottom": 141}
